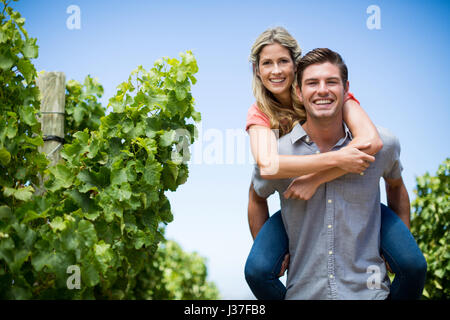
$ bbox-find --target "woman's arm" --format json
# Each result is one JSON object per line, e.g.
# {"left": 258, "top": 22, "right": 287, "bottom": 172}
{"left": 249, "top": 124, "right": 375, "bottom": 180}
{"left": 284, "top": 100, "right": 384, "bottom": 200}
{"left": 343, "top": 99, "right": 383, "bottom": 155}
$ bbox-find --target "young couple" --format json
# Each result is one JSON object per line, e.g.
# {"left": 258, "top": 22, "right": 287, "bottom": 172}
{"left": 244, "top": 27, "right": 427, "bottom": 300}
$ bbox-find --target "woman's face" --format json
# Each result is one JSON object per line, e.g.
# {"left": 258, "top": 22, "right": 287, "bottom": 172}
{"left": 257, "top": 42, "right": 295, "bottom": 105}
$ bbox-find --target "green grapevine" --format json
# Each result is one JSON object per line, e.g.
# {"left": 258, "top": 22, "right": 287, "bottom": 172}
{"left": 0, "top": 0, "right": 217, "bottom": 299}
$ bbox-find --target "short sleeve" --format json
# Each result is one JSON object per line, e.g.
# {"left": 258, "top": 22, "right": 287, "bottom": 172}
{"left": 379, "top": 128, "right": 403, "bottom": 180}
{"left": 246, "top": 103, "right": 270, "bottom": 131}
{"left": 345, "top": 92, "right": 360, "bottom": 105}
{"left": 251, "top": 165, "right": 277, "bottom": 199}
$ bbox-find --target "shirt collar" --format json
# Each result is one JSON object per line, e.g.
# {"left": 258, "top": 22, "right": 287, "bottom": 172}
{"left": 290, "top": 122, "right": 309, "bottom": 144}
{"left": 336, "top": 122, "right": 353, "bottom": 147}
{"left": 289, "top": 121, "right": 353, "bottom": 146}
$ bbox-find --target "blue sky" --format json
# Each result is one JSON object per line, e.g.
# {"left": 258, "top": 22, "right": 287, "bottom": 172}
{"left": 12, "top": 0, "right": 450, "bottom": 299}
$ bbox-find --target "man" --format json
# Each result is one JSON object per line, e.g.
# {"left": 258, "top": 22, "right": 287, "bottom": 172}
{"left": 250, "top": 48, "right": 410, "bottom": 299}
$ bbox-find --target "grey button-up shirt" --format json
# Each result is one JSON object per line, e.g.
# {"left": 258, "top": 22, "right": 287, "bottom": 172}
{"left": 252, "top": 123, "right": 403, "bottom": 300}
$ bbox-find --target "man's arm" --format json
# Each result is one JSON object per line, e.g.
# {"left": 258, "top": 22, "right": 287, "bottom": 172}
{"left": 384, "top": 176, "right": 411, "bottom": 228}
{"left": 248, "top": 182, "right": 291, "bottom": 277}
{"left": 248, "top": 182, "right": 270, "bottom": 239}
{"left": 283, "top": 167, "right": 345, "bottom": 200}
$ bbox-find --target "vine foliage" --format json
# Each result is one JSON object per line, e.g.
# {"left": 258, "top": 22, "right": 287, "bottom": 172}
{"left": 410, "top": 158, "right": 449, "bottom": 299}
{"left": 0, "top": 1, "right": 217, "bottom": 299}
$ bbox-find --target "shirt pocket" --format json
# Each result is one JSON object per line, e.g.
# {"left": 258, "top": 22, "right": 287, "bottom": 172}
{"left": 340, "top": 166, "right": 379, "bottom": 204}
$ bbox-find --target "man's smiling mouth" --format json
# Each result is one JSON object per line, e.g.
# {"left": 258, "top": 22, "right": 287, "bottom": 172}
{"left": 313, "top": 99, "right": 334, "bottom": 105}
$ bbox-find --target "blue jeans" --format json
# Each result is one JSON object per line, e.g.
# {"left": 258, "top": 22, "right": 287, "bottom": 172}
{"left": 244, "top": 204, "right": 427, "bottom": 300}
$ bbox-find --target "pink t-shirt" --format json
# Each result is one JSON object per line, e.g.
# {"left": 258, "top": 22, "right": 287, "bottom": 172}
{"left": 245, "top": 92, "right": 360, "bottom": 131}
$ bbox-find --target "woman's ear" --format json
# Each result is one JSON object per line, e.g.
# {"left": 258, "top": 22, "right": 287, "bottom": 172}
{"left": 253, "top": 63, "right": 260, "bottom": 78}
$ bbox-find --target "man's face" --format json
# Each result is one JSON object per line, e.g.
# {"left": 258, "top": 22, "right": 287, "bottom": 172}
{"left": 296, "top": 62, "right": 349, "bottom": 121}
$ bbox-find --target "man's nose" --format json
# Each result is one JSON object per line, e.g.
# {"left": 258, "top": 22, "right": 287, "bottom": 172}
{"left": 318, "top": 81, "right": 329, "bottom": 95}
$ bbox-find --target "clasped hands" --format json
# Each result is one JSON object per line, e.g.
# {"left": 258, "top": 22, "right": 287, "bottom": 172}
{"left": 283, "top": 143, "right": 375, "bottom": 201}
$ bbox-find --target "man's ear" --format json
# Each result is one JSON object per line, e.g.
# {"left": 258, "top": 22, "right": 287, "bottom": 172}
{"left": 295, "top": 84, "right": 303, "bottom": 103}
{"left": 344, "top": 80, "right": 349, "bottom": 94}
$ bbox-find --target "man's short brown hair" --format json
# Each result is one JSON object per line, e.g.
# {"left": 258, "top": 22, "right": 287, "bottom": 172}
{"left": 296, "top": 48, "right": 348, "bottom": 89}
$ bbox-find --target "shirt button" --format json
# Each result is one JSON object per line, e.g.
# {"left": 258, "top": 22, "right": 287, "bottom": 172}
{"left": 328, "top": 224, "right": 332, "bottom": 229}
{"left": 305, "top": 136, "right": 310, "bottom": 143}
{"left": 315, "top": 150, "right": 320, "bottom": 154}
{"left": 360, "top": 172, "right": 364, "bottom": 176}
{"left": 329, "top": 250, "right": 333, "bottom": 255}
{"left": 329, "top": 274, "right": 334, "bottom": 279}
{"left": 328, "top": 199, "right": 332, "bottom": 204}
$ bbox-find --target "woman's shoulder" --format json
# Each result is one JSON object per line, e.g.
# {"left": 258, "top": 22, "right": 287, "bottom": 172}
{"left": 246, "top": 102, "right": 270, "bottom": 131}
{"left": 248, "top": 102, "right": 262, "bottom": 115}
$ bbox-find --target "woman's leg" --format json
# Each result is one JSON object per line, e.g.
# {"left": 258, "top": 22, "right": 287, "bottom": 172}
{"left": 380, "top": 203, "right": 427, "bottom": 299}
{"left": 244, "top": 210, "right": 288, "bottom": 300}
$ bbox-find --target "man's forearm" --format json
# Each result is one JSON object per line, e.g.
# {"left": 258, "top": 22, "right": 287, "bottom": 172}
{"left": 248, "top": 183, "right": 270, "bottom": 239}
{"left": 386, "top": 181, "right": 411, "bottom": 228}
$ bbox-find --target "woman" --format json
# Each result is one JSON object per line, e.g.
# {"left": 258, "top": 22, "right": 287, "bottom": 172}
{"left": 244, "top": 27, "right": 427, "bottom": 300}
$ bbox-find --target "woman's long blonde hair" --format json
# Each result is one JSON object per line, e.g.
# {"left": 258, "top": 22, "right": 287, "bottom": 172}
{"left": 250, "top": 27, "right": 306, "bottom": 136}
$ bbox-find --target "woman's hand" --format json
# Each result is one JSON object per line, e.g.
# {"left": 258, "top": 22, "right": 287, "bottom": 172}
{"left": 334, "top": 142, "right": 375, "bottom": 174}
{"left": 283, "top": 173, "right": 320, "bottom": 201}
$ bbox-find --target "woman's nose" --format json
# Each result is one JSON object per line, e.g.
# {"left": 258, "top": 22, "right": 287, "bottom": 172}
{"left": 271, "top": 63, "right": 281, "bottom": 74}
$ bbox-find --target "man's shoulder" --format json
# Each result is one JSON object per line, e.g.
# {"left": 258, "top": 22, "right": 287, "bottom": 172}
{"left": 374, "top": 126, "right": 402, "bottom": 173}
{"left": 376, "top": 126, "right": 401, "bottom": 153}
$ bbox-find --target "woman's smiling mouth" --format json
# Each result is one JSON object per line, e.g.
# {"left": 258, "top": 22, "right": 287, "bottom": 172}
{"left": 269, "top": 78, "right": 286, "bottom": 84}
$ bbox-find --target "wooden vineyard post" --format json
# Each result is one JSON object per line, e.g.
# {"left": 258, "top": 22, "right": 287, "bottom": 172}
{"left": 36, "top": 72, "right": 66, "bottom": 193}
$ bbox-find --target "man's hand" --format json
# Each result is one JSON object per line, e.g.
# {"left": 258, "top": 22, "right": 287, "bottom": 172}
{"left": 283, "top": 173, "right": 319, "bottom": 200}
{"left": 335, "top": 142, "right": 375, "bottom": 174}
{"left": 278, "top": 253, "right": 290, "bottom": 277}
{"left": 381, "top": 254, "right": 393, "bottom": 273}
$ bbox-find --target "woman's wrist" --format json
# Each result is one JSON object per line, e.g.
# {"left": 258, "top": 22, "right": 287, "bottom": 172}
{"left": 329, "top": 148, "right": 345, "bottom": 169}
